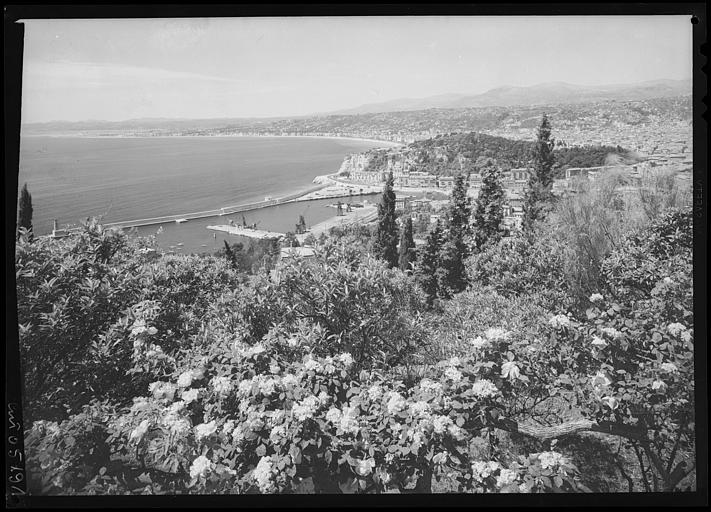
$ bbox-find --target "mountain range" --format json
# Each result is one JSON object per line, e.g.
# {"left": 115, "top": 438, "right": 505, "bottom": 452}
{"left": 325, "top": 79, "right": 691, "bottom": 115}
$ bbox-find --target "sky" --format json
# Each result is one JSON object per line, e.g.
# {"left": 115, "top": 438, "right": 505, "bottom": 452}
{"left": 19, "top": 16, "right": 693, "bottom": 123}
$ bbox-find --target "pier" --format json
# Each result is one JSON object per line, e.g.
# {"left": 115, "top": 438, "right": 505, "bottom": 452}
{"left": 206, "top": 224, "right": 285, "bottom": 240}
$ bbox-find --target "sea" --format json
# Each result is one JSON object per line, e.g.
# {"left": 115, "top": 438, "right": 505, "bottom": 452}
{"left": 18, "top": 136, "right": 390, "bottom": 254}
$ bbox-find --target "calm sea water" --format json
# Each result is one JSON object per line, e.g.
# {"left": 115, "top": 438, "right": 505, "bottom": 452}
{"left": 18, "top": 136, "right": 388, "bottom": 254}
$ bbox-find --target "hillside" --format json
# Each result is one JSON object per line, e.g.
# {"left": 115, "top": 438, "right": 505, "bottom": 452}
{"left": 346, "top": 132, "right": 641, "bottom": 177}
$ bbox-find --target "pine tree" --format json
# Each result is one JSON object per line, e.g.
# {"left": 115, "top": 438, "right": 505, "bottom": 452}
{"left": 17, "top": 182, "right": 33, "bottom": 239}
{"left": 472, "top": 160, "right": 505, "bottom": 251}
{"left": 373, "top": 172, "right": 399, "bottom": 268}
{"left": 417, "top": 219, "right": 443, "bottom": 306}
{"left": 438, "top": 173, "right": 472, "bottom": 294}
{"left": 398, "top": 217, "right": 416, "bottom": 272}
{"left": 522, "top": 114, "right": 556, "bottom": 232}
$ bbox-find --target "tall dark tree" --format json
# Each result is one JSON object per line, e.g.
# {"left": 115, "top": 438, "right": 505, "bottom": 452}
{"left": 438, "top": 173, "right": 472, "bottom": 294}
{"left": 522, "top": 114, "right": 556, "bottom": 232}
{"left": 417, "top": 219, "right": 443, "bottom": 306}
{"left": 398, "top": 217, "right": 416, "bottom": 272}
{"left": 472, "top": 160, "right": 506, "bottom": 251}
{"left": 17, "top": 182, "right": 33, "bottom": 239}
{"left": 373, "top": 172, "right": 399, "bottom": 268}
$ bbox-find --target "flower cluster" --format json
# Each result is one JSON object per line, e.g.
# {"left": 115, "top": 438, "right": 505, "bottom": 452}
{"left": 471, "top": 460, "right": 501, "bottom": 483}
{"left": 660, "top": 362, "right": 679, "bottom": 374}
{"left": 194, "top": 420, "right": 218, "bottom": 441}
{"left": 149, "top": 381, "right": 177, "bottom": 401}
{"left": 253, "top": 456, "right": 276, "bottom": 493}
{"left": 386, "top": 392, "right": 408, "bottom": 415}
{"left": 666, "top": 323, "right": 686, "bottom": 337}
{"left": 210, "top": 376, "right": 234, "bottom": 395}
{"left": 418, "top": 379, "right": 444, "bottom": 396}
{"left": 189, "top": 455, "right": 214, "bottom": 480}
{"left": 589, "top": 293, "right": 604, "bottom": 303}
{"left": 470, "top": 379, "right": 499, "bottom": 399}
{"left": 548, "top": 314, "right": 571, "bottom": 329}
{"left": 354, "top": 458, "right": 376, "bottom": 476}
{"left": 292, "top": 395, "right": 320, "bottom": 421}
{"left": 470, "top": 336, "right": 491, "bottom": 350}
{"left": 501, "top": 361, "right": 522, "bottom": 381}
{"left": 537, "top": 451, "right": 568, "bottom": 471}
{"left": 444, "top": 366, "right": 463, "bottom": 384}
{"left": 600, "top": 327, "right": 622, "bottom": 340}
{"left": 485, "top": 327, "right": 511, "bottom": 342}
{"left": 591, "top": 335, "right": 607, "bottom": 348}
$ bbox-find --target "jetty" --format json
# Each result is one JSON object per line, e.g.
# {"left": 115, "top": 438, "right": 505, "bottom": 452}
{"left": 206, "top": 224, "right": 284, "bottom": 240}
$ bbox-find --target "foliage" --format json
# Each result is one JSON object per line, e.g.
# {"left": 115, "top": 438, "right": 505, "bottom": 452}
{"left": 18, "top": 182, "right": 34, "bottom": 238}
{"left": 522, "top": 115, "right": 556, "bottom": 231}
{"left": 437, "top": 174, "right": 472, "bottom": 296}
{"left": 472, "top": 161, "right": 506, "bottom": 251}
{"left": 416, "top": 220, "right": 444, "bottom": 307}
{"left": 373, "top": 172, "right": 399, "bottom": 268}
{"left": 398, "top": 217, "right": 416, "bottom": 273}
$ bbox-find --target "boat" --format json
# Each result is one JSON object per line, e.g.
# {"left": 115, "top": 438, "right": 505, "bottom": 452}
{"left": 175, "top": 218, "right": 189, "bottom": 224}
{"left": 177, "top": 242, "right": 184, "bottom": 246}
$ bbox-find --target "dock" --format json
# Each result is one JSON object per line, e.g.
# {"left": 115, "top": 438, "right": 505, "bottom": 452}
{"left": 206, "top": 224, "right": 284, "bottom": 240}
{"left": 296, "top": 204, "right": 378, "bottom": 242}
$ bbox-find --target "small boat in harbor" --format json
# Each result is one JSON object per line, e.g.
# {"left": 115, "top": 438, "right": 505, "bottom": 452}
{"left": 175, "top": 218, "right": 189, "bottom": 224}
{"left": 177, "top": 242, "right": 184, "bottom": 246}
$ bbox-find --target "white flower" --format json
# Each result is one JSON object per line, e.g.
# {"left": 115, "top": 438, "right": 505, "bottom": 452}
{"left": 591, "top": 371, "right": 612, "bottom": 389}
{"left": 211, "top": 376, "right": 234, "bottom": 396}
{"left": 448, "top": 424, "right": 467, "bottom": 441}
{"left": 149, "top": 381, "right": 177, "bottom": 401}
{"left": 537, "top": 451, "right": 567, "bottom": 470}
{"left": 287, "top": 337, "right": 299, "bottom": 348}
{"left": 130, "top": 397, "right": 151, "bottom": 413}
{"left": 660, "top": 362, "right": 679, "bottom": 374}
{"left": 471, "top": 461, "right": 501, "bottom": 483}
{"left": 667, "top": 323, "right": 686, "bottom": 337}
{"left": 601, "top": 327, "right": 622, "bottom": 339}
{"left": 432, "top": 415, "right": 454, "bottom": 435}
{"left": 376, "top": 468, "right": 392, "bottom": 484}
{"left": 130, "top": 320, "right": 147, "bottom": 337}
{"left": 600, "top": 396, "right": 620, "bottom": 410}
{"left": 367, "top": 384, "right": 383, "bottom": 401}
{"left": 223, "top": 420, "right": 236, "bottom": 434}
{"left": 589, "top": 293, "right": 604, "bottom": 303}
{"left": 448, "top": 356, "right": 462, "bottom": 367}
{"left": 194, "top": 420, "right": 218, "bottom": 441}
{"left": 269, "top": 363, "right": 281, "bottom": 374}
{"left": 269, "top": 424, "right": 288, "bottom": 446}
{"left": 181, "top": 388, "right": 199, "bottom": 404}
{"left": 189, "top": 455, "right": 213, "bottom": 480}
{"left": 243, "top": 344, "right": 266, "bottom": 358}
{"left": 548, "top": 314, "right": 571, "bottom": 329}
{"left": 410, "top": 430, "right": 425, "bottom": 452}
{"left": 338, "top": 353, "right": 355, "bottom": 367}
{"left": 680, "top": 330, "right": 692, "bottom": 343}
{"left": 444, "top": 366, "right": 463, "bottom": 383}
{"left": 651, "top": 380, "right": 667, "bottom": 391}
{"left": 663, "top": 277, "right": 674, "bottom": 284}
{"left": 280, "top": 373, "right": 299, "bottom": 389}
{"left": 485, "top": 328, "right": 511, "bottom": 342}
{"left": 409, "top": 401, "right": 431, "bottom": 418}
{"left": 238, "top": 378, "right": 254, "bottom": 396}
{"left": 303, "top": 358, "right": 322, "bottom": 373}
{"left": 162, "top": 410, "right": 191, "bottom": 435}
{"left": 496, "top": 468, "right": 518, "bottom": 488}
{"left": 326, "top": 407, "right": 342, "bottom": 424}
{"left": 191, "top": 367, "right": 205, "bottom": 381}
{"left": 129, "top": 419, "right": 150, "bottom": 442}
{"left": 255, "top": 376, "right": 279, "bottom": 396}
{"left": 519, "top": 482, "right": 530, "bottom": 493}
{"left": 501, "top": 361, "right": 521, "bottom": 381}
{"left": 470, "top": 379, "right": 499, "bottom": 399}
{"left": 591, "top": 335, "right": 608, "bottom": 348}
{"left": 386, "top": 392, "right": 407, "bottom": 415}
{"left": 292, "top": 395, "right": 320, "bottom": 422}
{"left": 354, "top": 458, "right": 376, "bottom": 477}
{"left": 253, "top": 456, "right": 275, "bottom": 493}
{"left": 339, "top": 406, "right": 361, "bottom": 435}
{"left": 471, "top": 336, "right": 491, "bottom": 350}
{"left": 419, "top": 379, "right": 444, "bottom": 396}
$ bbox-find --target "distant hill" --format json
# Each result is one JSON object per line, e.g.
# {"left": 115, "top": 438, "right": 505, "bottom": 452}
{"left": 328, "top": 79, "right": 692, "bottom": 115}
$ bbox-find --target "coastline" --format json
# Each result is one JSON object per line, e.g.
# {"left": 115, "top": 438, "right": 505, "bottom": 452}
{"left": 20, "top": 132, "right": 405, "bottom": 148}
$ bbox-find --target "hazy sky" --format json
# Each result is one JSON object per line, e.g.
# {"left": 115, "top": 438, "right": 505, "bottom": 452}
{"left": 20, "top": 16, "right": 693, "bottom": 122}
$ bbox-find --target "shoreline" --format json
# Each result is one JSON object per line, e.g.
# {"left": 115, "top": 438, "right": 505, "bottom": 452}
{"left": 20, "top": 132, "right": 405, "bottom": 148}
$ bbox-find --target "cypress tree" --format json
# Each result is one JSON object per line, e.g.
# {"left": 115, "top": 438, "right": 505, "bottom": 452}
{"left": 17, "top": 182, "right": 33, "bottom": 238}
{"left": 373, "top": 172, "right": 399, "bottom": 268}
{"left": 398, "top": 216, "right": 416, "bottom": 272}
{"left": 438, "top": 173, "right": 472, "bottom": 294}
{"left": 417, "top": 219, "right": 443, "bottom": 306}
{"left": 522, "top": 114, "right": 556, "bottom": 232}
{"left": 473, "top": 160, "right": 506, "bottom": 251}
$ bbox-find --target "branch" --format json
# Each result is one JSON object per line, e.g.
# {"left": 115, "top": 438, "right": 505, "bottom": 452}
{"left": 496, "top": 418, "right": 648, "bottom": 442}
